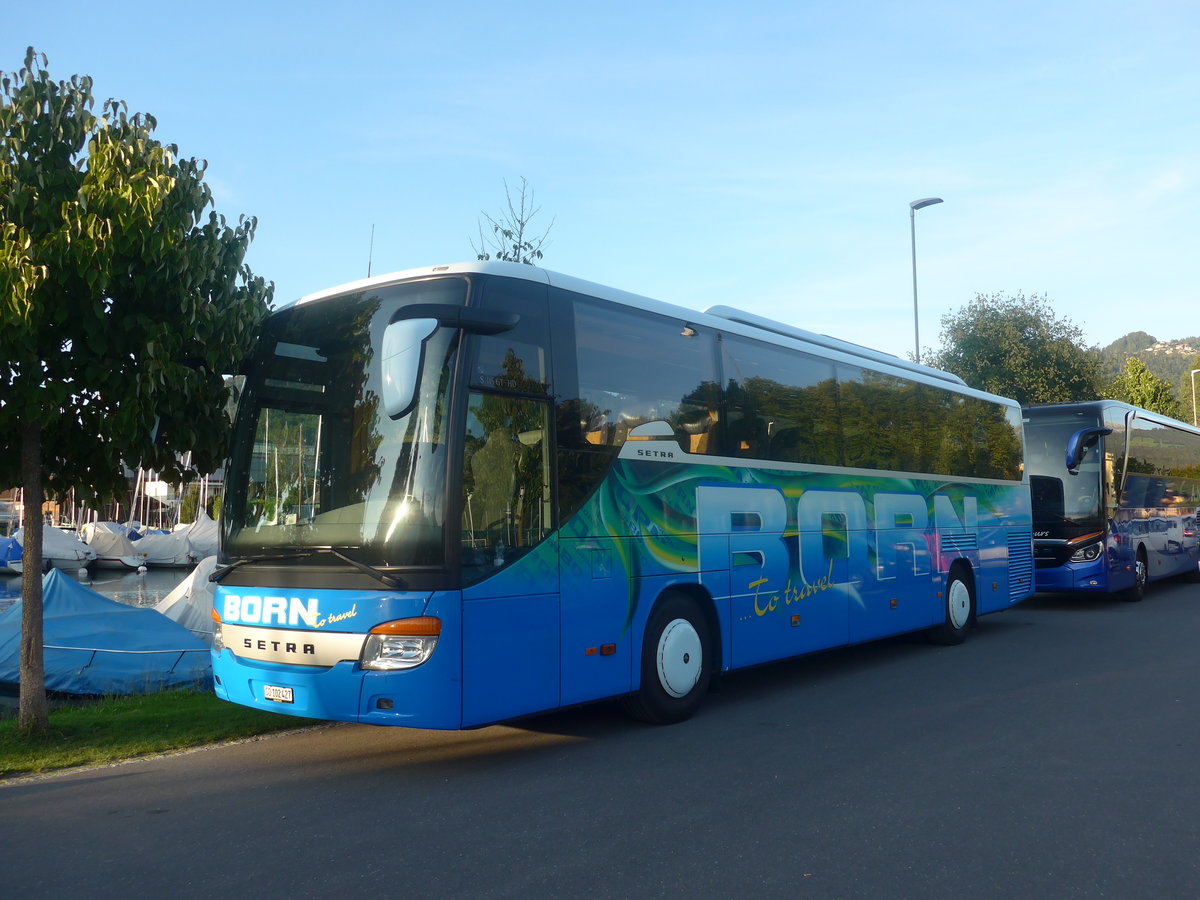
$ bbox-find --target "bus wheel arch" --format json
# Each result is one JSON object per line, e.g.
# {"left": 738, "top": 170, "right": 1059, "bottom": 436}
{"left": 623, "top": 587, "right": 717, "bottom": 725}
{"left": 926, "top": 560, "right": 976, "bottom": 646}
{"left": 668, "top": 583, "right": 723, "bottom": 674}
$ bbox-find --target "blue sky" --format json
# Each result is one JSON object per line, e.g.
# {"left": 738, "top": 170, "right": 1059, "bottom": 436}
{"left": 6, "top": 1, "right": 1198, "bottom": 360}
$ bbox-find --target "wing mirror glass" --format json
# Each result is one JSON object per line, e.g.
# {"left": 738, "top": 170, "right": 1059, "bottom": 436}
{"left": 1065, "top": 426, "right": 1112, "bottom": 473}
{"left": 381, "top": 318, "right": 438, "bottom": 420}
{"left": 380, "top": 304, "right": 520, "bottom": 420}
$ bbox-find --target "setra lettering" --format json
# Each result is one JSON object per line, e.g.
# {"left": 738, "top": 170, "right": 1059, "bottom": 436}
{"left": 244, "top": 638, "right": 316, "bottom": 656}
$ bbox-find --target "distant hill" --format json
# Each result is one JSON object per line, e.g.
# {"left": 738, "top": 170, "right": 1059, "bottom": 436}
{"left": 1102, "top": 331, "right": 1157, "bottom": 362}
{"left": 1101, "top": 332, "right": 1200, "bottom": 395}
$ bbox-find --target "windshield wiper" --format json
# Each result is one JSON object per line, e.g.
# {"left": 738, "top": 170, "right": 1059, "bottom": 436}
{"left": 313, "top": 547, "right": 401, "bottom": 589}
{"left": 210, "top": 551, "right": 315, "bottom": 582}
{"left": 210, "top": 547, "right": 400, "bottom": 589}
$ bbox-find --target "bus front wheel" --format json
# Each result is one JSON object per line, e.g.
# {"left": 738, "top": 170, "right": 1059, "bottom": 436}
{"left": 623, "top": 592, "right": 712, "bottom": 725}
{"left": 926, "top": 566, "right": 975, "bottom": 646}
{"left": 1123, "top": 548, "right": 1148, "bottom": 602}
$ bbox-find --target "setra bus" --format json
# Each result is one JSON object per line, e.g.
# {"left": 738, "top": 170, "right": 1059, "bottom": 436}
{"left": 1024, "top": 400, "right": 1200, "bottom": 600}
{"left": 211, "top": 261, "right": 1033, "bottom": 727}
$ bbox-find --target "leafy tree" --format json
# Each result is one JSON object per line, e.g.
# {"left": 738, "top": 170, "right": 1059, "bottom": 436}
{"left": 1107, "top": 358, "right": 1185, "bottom": 420}
{"left": 930, "top": 292, "right": 1103, "bottom": 405}
{"left": 472, "top": 176, "right": 553, "bottom": 265}
{"left": 0, "top": 49, "right": 272, "bottom": 732}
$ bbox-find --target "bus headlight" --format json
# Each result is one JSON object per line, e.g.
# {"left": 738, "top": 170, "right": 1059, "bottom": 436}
{"left": 361, "top": 616, "right": 441, "bottom": 671}
{"left": 1070, "top": 542, "right": 1103, "bottom": 563}
{"left": 211, "top": 608, "right": 225, "bottom": 651}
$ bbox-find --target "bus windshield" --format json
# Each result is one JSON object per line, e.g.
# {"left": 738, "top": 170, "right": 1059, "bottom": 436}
{"left": 1025, "top": 414, "right": 1106, "bottom": 535}
{"left": 221, "top": 277, "right": 466, "bottom": 566}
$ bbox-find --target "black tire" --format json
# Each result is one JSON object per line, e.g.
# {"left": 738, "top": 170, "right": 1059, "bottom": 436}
{"left": 1123, "top": 548, "right": 1148, "bottom": 602}
{"left": 926, "top": 566, "right": 975, "bottom": 646}
{"left": 623, "top": 592, "right": 712, "bottom": 725}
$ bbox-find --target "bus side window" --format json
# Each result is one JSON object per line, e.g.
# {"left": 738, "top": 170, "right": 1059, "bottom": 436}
{"left": 461, "top": 392, "right": 552, "bottom": 583}
{"left": 721, "top": 335, "right": 839, "bottom": 465}
{"left": 565, "top": 294, "right": 719, "bottom": 453}
{"left": 678, "top": 407, "right": 718, "bottom": 454}
{"left": 470, "top": 276, "right": 552, "bottom": 396}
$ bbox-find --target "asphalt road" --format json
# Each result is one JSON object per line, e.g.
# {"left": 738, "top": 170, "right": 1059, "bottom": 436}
{"left": 4, "top": 578, "right": 1200, "bottom": 898}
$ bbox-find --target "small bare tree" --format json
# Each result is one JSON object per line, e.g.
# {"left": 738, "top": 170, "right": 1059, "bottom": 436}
{"left": 472, "top": 177, "right": 553, "bottom": 265}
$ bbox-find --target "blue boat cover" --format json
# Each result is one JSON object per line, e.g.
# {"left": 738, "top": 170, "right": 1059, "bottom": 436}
{"left": 0, "top": 569, "right": 211, "bottom": 695}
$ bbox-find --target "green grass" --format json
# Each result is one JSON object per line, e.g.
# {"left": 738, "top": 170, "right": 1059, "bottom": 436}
{"left": 0, "top": 689, "right": 312, "bottom": 779}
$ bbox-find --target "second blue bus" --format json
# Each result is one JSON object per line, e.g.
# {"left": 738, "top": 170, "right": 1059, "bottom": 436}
{"left": 1024, "top": 400, "right": 1200, "bottom": 600}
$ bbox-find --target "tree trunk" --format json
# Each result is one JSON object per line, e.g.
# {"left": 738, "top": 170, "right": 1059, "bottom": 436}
{"left": 18, "top": 420, "right": 48, "bottom": 733}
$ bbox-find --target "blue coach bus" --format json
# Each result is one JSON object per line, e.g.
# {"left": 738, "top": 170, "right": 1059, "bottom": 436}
{"left": 1024, "top": 400, "right": 1200, "bottom": 600}
{"left": 210, "top": 261, "right": 1033, "bottom": 727}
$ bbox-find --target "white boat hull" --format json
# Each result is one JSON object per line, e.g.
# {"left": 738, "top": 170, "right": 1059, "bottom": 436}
{"left": 92, "top": 555, "right": 150, "bottom": 570}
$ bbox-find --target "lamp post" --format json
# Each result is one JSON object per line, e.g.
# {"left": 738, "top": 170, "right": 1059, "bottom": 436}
{"left": 909, "top": 197, "right": 943, "bottom": 361}
{"left": 1191, "top": 368, "right": 1200, "bottom": 426}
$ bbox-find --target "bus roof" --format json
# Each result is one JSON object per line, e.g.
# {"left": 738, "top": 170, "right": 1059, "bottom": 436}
{"left": 297, "top": 260, "right": 990, "bottom": 398}
{"left": 1025, "top": 400, "right": 1200, "bottom": 435}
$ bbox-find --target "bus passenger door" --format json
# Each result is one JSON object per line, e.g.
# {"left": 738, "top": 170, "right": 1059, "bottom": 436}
{"left": 459, "top": 392, "right": 560, "bottom": 726}
{"left": 559, "top": 536, "right": 634, "bottom": 706}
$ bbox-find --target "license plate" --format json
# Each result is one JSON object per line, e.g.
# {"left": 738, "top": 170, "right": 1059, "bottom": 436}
{"left": 262, "top": 684, "right": 294, "bottom": 704}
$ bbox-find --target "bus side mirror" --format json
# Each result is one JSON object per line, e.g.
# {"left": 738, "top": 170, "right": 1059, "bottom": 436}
{"left": 380, "top": 306, "right": 521, "bottom": 420}
{"left": 1066, "top": 426, "right": 1112, "bottom": 474}
{"left": 381, "top": 318, "right": 438, "bottom": 420}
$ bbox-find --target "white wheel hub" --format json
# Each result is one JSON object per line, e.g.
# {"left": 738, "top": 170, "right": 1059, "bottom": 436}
{"left": 947, "top": 579, "right": 971, "bottom": 629}
{"left": 656, "top": 617, "right": 702, "bottom": 698}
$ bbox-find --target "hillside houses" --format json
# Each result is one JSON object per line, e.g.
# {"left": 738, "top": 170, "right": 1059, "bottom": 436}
{"left": 1147, "top": 340, "right": 1199, "bottom": 356}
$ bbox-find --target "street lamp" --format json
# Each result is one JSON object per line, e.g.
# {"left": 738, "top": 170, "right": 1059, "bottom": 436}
{"left": 1191, "top": 368, "right": 1200, "bottom": 426}
{"left": 909, "top": 197, "right": 943, "bottom": 361}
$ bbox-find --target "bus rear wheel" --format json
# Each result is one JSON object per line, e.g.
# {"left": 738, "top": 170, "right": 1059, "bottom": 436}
{"left": 926, "top": 566, "right": 975, "bottom": 646}
{"left": 623, "top": 592, "right": 712, "bottom": 725}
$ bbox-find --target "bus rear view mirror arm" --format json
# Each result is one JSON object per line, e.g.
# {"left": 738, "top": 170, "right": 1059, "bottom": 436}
{"left": 388, "top": 303, "right": 520, "bottom": 335}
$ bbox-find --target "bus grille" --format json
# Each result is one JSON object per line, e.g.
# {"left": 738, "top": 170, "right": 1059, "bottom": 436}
{"left": 1033, "top": 543, "right": 1073, "bottom": 568}
{"left": 1008, "top": 531, "right": 1034, "bottom": 599}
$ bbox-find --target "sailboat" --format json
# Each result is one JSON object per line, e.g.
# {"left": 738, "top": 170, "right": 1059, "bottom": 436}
{"left": 10, "top": 525, "right": 97, "bottom": 573}
{"left": 78, "top": 521, "right": 150, "bottom": 570}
